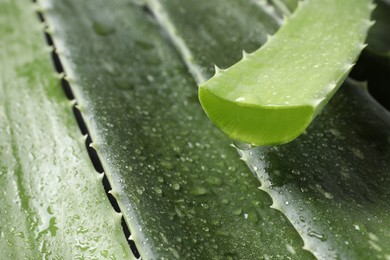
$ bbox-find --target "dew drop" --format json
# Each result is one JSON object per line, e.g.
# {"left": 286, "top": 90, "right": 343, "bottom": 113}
{"left": 233, "top": 208, "right": 242, "bottom": 216}
{"left": 308, "top": 231, "right": 327, "bottom": 241}
{"left": 232, "top": 141, "right": 253, "bottom": 151}
{"left": 171, "top": 183, "right": 181, "bottom": 191}
{"left": 191, "top": 186, "right": 207, "bottom": 196}
{"left": 160, "top": 160, "right": 173, "bottom": 170}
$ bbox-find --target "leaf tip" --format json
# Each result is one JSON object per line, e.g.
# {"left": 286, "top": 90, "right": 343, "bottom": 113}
{"left": 368, "top": 2, "right": 376, "bottom": 11}
{"left": 108, "top": 189, "right": 119, "bottom": 199}
{"left": 214, "top": 65, "right": 224, "bottom": 76}
{"left": 97, "top": 172, "right": 104, "bottom": 181}
{"left": 270, "top": 201, "right": 281, "bottom": 211}
{"left": 242, "top": 50, "right": 249, "bottom": 60}
{"left": 89, "top": 142, "right": 98, "bottom": 150}
{"left": 266, "top": 34, "right": 273, "bottom": 42}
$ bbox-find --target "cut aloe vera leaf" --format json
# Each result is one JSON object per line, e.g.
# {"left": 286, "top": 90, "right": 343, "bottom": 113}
{"left": 39, "top": 0, "right": 312, "bottom": 258}
{"left": 243, "top": 79, "right": 390, "bottom": 259}
{"left": 199, "top": 0, "right": 374, "bottom": 146}
{"left": 0, "top": 0, "right": 132, "bottom": 258}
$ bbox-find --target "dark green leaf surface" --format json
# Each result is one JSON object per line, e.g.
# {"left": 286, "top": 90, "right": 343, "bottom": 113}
{"left": 0, "top": 0, "right": 132, "bottom": 258}
{"left": 146, "top": 0, "right": 283, "bottom": 80}
{"left": 272, "top": 0, "right": 298, "bottom": 14}
{"left": 367, "top": 0, "right": 390, "bottom": 54}
{"left": 244, "top": 81, "right": 390, "bottom": 259}
{"left": 352, "top": 50, "right": 390, "bottom": 110}
{"left": 146, "top": 0, "right": 280, "bottom": 82}
{"left": 352, "top": 0, "right": 390, "bottom": 110}
{"left": 147, "top": 0, "right": 390, "bottom": 259}
{"left": 39, "top": 0, "right": 312, "bottom": 258}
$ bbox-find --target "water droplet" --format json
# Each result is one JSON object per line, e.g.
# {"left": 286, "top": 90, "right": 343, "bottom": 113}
{"left": 136, "top": 186, "right": 145, "bottom": 195}
{"left": 308, "top": 231, "right": 327, "bottom": 241}
{"left": 350, "top": 147, "right": 364, "bottom": 159}
{"left": 160, "top": 160, "right": 173, "bottom": 169}
{"left": 147, "top": 74, "right": 155, "bottom": 82}
{"left": 191, "top": 186, "right": 207, "bottom": 196}
{"left": 168, "top": 247, "right": 180, "bottom": 259}
{"left": 201, "top": 203, "right": 209, "bottom": 209}
{"left": 286, "top": 244, "right": 296, "bottom": 255}
{"left": 232, "top": 141, "right": 253, "bottom": 150}
{"left": 221, "top": 199, "right": 229, "bottom": 205}
{"left": 155, "top": 187, "right": 163, "bottom": 195}
{"left": 135, "top": 40, "right": 154, "bottom": 50}
{"left": 292, "top": 169, "right": 300, "bottom": 175}
{"left": 324, "top": 192, "right": 334, "bottom": 199}
{"left": 233, "top": 208, "right": 242, "bottom": 216}
{"left": 246, "top": 210, "right": 259, "bottom": 224}
{"left": 368, "top": 232, "right": 379, "bottom": 241}
{"left": 206, "top": 176, "right": 222, "bottom": 186}
{"left": 329, "top": 128, "right": 341, "bottom": 138}
{"left": 171, "top": 183, "right": 181, "bottom": 191}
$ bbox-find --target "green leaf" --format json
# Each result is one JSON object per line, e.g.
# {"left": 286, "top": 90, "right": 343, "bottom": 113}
{"left": 39, "top": 0, "right": 312, "bottom": 258}
{"left": 145, "top": 0, "right": 281, "bottom": 83}
{"left": 351, "top": 50, "right": 390, "bottom": 110}
{"left": 351, "top": 0, "right": 390, "bottom": 110}
{"left": 146, "top": 0, "right": 390, "bottom": 258}
{"left": 270, "top": 0, "right": 298, "bottom": 15}
{"left": 367, "top": 0, "right": 390, "bottom": 54}
{"left": 198, "top": 0, "right": 373, "bottom": 145}
{"left": 243, "top": 80, "right": 390, "bottom": 259}
{"left": 0, "top": 1, "right": 133, "bottom": 258}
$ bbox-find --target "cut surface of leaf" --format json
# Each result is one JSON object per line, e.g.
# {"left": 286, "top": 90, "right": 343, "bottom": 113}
{"left": 199, "top": 0, "right": 374, "bottom": 145}
{"left": 39, "top": 0, "right": 312, "bottom": 258}
{"left": 0, "top": 0, "right": 133, "bottom": 258}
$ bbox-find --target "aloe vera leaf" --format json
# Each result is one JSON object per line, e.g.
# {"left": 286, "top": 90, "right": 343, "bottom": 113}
{"left": 198, "top": 0, "right": 374, "bottom": 146}
{"left": 38, "top": 0, "right": 313, "bottom": 258}
{"left": 269, "top": 0, "right": 298, "bottom": 15}
{"left": 277, "top": 0, "right": 390, "bottom": 54}
{"left": 351, "top": 51, "right": 390, "bottom": 110}
{"left": 0, "top": 1, "right": 132, "bottom": 258}
{"left": 351, "top": 0, "right": 390, "bottom": 110}
{"left": 146, "top": 0, "right": 281, "bottom": 83}
{"left": 367, "top": 0, "right": 390, "bottom": 54}
{"left": 145, "top": 0, "right": 390, "bottom": 258}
